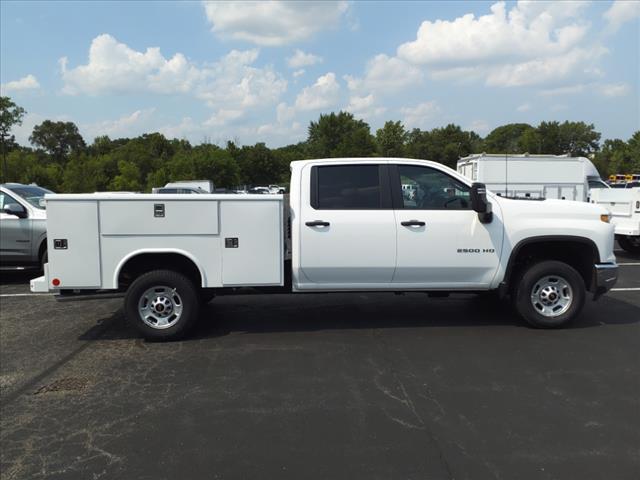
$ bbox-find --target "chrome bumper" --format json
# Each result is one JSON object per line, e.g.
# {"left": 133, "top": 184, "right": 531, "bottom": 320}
{"left": 593, "top": 263, "right": 618, "bottom": 299}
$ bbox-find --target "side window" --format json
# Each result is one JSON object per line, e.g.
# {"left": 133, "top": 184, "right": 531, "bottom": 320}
{"left": 0, "top": 192, "right": 21, "bottom": 211}
{"left": 397, "top": 165, "right": 471, "bottom": 210}
{"left": 313, "top": 165, "right": 382, "bottom": 210}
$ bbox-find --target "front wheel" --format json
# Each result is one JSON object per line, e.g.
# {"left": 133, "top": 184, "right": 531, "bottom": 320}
{"left": 124, "top": 270, "right": 200, "bottom": 340}
{"left": 514, "top": 261, "right": 586, "bottom": 328}
{"left": 618, "top": 236, "right": 640, "bottom": 255}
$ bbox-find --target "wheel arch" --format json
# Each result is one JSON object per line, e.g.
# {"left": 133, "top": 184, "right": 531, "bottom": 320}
{"left": 502, "top": 235, "right": 600, "bottom": 293}
{"left": 114, "top": 249, "right": 206, "bottom": 289}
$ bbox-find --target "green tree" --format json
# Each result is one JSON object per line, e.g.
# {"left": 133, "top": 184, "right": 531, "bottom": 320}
{"left": 62, "top": 153, "right": 107, "bottom": 192}
{"left": 307, "top": 111, "right": 376, "bottom": 158}
{"left": 533, "top": 121, "right": 600, "bottom": 156}
{"left": 238, "top": 143, "right": 287, "bottom": 186}
{"left": 406, "top": 124, "right": 481, "bottom": 168}
{"left": 376, "top": 120, "right": 407, "bottom": 157}
{"left": 558, "top": 121, "right": 601, "bottom": 156}
{"left": 110, "top": 160, "right": 142, "bottom": 191}
{"left": 0, "top": 96, "right": 26, "bottom": 181}
{"left": 593, "top": 132, "right": 640, "bottom": 176}
{"left": 29, "top": 120, "right": 85, "bottom": 162}
{"left": 483, "top": 123, "right": 534, "bottom": 153}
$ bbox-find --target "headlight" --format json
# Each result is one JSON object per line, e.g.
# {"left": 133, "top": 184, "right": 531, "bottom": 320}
{"left": 600, "top": 214, "right": 611, "bottom": 223}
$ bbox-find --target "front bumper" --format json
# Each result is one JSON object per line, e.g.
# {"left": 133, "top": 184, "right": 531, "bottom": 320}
{"left": 593, "top": 263, "right": 618, "bottom": 299}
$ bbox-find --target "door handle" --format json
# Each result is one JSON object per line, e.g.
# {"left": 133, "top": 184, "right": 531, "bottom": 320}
{"left": 401, "top": 220, "right": 426, "bottom": 227}
{"left": 306, "top": 220, "right": 330, "bottom": 227}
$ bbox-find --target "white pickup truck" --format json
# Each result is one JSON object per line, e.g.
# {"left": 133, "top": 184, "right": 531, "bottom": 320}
{"left": 31, "top": 158, "right": 618, "bottom": 339}
{"left": 589, "top": 188, "right": 640, "bottom": 254}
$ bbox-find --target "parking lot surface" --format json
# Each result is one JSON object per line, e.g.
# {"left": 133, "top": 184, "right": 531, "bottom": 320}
{"left": 1, "top": 250, "right": 639, "bottom": 480}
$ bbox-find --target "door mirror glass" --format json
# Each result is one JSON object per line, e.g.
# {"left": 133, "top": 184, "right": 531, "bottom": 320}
{"left": 470, "top": 183, "right": 488, "bottom": 213}
{"left": 470, "top": 183, "right": 493, "bottom": 223}
{"left": 3, "top": 203, "right": 27, "bottom": 218}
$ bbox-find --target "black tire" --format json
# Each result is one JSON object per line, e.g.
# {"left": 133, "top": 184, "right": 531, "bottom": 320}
{"left": 124, "top": 270, "right": 200, "bottom": 340}
{"left": 40, "top": 248, "right": 48, "bottom": 270}
{"left": 514, "top": 260, "right": 586, "bottom": 328}
{"left": 618, "top": 236, "right": 640, "bottom": 255}
{"left": 200, "top": 288, "right": 216, "bottom": 304}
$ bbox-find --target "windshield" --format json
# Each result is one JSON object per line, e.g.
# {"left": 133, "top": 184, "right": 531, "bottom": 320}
{"left": 6, "top": 186, "right": 52, "bottom": 209}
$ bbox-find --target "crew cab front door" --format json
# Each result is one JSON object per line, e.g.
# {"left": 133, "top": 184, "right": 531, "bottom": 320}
{"left": 390, "top": 163, "right": 503, "bottom": 288}
{"left": 298, "top": 163, "right": 396, "bottom": 288}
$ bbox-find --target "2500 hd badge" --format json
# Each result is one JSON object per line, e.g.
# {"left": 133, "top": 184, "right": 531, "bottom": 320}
{"left": 457, "top": 248, "right": 496, "bottom": 253}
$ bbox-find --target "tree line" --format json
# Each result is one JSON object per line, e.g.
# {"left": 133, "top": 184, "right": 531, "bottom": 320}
{"left": 1, "top": 96, "right": 638, "bottom": 193}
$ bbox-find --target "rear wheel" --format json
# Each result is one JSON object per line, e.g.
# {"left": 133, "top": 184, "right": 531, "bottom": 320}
{"left": 124, "top": 270, "right": 200, "bottom": 340}
{"left": 514, "top": 260, "right": 585, "bottom": 328}
{"left": 618, "top": 236, "right": 640, "bottom": 255}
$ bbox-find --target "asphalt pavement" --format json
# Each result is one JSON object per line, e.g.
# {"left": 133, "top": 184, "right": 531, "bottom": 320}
{"left": 1, "top": 249, "right": 639, "bottom": 480}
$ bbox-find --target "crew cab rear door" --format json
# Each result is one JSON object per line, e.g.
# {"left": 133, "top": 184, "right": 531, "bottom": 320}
{"left": 390, "top": 163, "right": 503, "bottom": 288}
{"left": 298, "top": 162, "right": 396, "bottom": 287}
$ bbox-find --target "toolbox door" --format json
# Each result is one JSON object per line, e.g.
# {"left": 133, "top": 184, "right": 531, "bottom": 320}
{"left": 47, "top": 201, "right": 101, "bottom": 288}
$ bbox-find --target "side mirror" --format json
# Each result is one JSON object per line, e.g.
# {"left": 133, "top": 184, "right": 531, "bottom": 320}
{"left": 470, "top": 183, "right": 493, "bottom": 224}
{"left": 3, "top": 203, "right": 28, "bottom": 219}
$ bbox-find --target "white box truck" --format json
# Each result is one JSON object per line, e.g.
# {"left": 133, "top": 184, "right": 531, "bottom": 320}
{"left": 31, "top": 158, "right": 618, "bottom": 340}
{"left": 457, "top": 154, "right": 608, "bottom": 202}
{"left": 590, "top": 188, "right": 640, "bottom": 254}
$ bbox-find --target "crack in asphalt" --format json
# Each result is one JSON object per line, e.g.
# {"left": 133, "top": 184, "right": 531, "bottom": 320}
{"left": 0, "top": 315, "right": 119, "bottom": 408}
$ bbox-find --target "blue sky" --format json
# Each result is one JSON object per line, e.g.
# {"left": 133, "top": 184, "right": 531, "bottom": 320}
{"left": 1, "top": 1, "right": 638, "bottom": 147}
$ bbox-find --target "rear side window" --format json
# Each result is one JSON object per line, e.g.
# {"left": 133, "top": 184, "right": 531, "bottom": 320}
{"left": 313, "top": 165, "right": 381, "bottom": 209}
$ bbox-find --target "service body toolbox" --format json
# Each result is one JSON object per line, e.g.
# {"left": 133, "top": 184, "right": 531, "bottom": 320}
{"left": 42, "top": 193, "right": 286, "bottom": 290}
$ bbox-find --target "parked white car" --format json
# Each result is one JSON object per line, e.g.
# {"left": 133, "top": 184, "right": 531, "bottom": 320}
{"left": 32, "top": 158, "right": 617, "bottom": 339}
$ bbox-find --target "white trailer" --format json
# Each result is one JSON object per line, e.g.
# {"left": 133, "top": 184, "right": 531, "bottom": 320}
{"left": 457, "top": 154, "right": 607, "bottom": 202}
{"left": 590, "top": 188, "right": 640, "bottom": 253}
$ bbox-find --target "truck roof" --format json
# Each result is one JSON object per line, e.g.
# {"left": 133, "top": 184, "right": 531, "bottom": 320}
{"left": 458, "top": 153, "right": 586, "bottom": 162}
{"left": 290, "top": 157, "right": 445, "bottom": 168}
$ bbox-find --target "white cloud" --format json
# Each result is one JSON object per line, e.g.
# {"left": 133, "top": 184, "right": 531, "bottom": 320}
{"left": 202, "top": 1, "right": 348, "bottom": 46}
{"left": 1, "top": 74, "right": 40, "bottom": 94}
{"left": 604, "top": 0, "right": 640, "bottom": 32}
{"left": 292, "top": 69, "right": 305, "bottom": 78}
{"left": 485, "top": 47, "right": 607, "bottom": 87}
{"left": 60, "top": 34, "right": 287, "bottom": 112}
{"left": 60, "top": 34, "right": 200, "bottom": 95}
{"left": 398, "top": 1, "right": 588, "bottom": 65}
{"left": 539, "top": 84, "right": 587, "bottom": 96}
{"left": 516, "top": 103, "right": 531, "bottom": 112}
{"left": 294, "top": 72, "right": 341, "bottom": 111}
{"left": 467, "top": 120, "right": 491, "bottom": 135}
{"left": 287, "top": 49, "right": 322, "bottom": 68}
{"left": 401, "top": 101, "right": 441, "bottom": 129}
{"left": 598, "top": 82, "right": 631, "bottom": 97}
{"left": 195, "top": 49, "right": 287, "bottom": 109}
{"left": 345, "top": 94, "right": 386, "bottom": 119}
{"left": 345, "top": 54, "right": 423, "bottom": 94}
{"left": 539, "top": 82, "right": 631, "bottom": 98}
{"left": 203, "top": 108, "right": 244, "bottom": 127}
{"left": 82, "top": 109, "right": 155, "bottom": 140}
{"left": 396, "top": 1, "right": 603, "bottom": 88}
